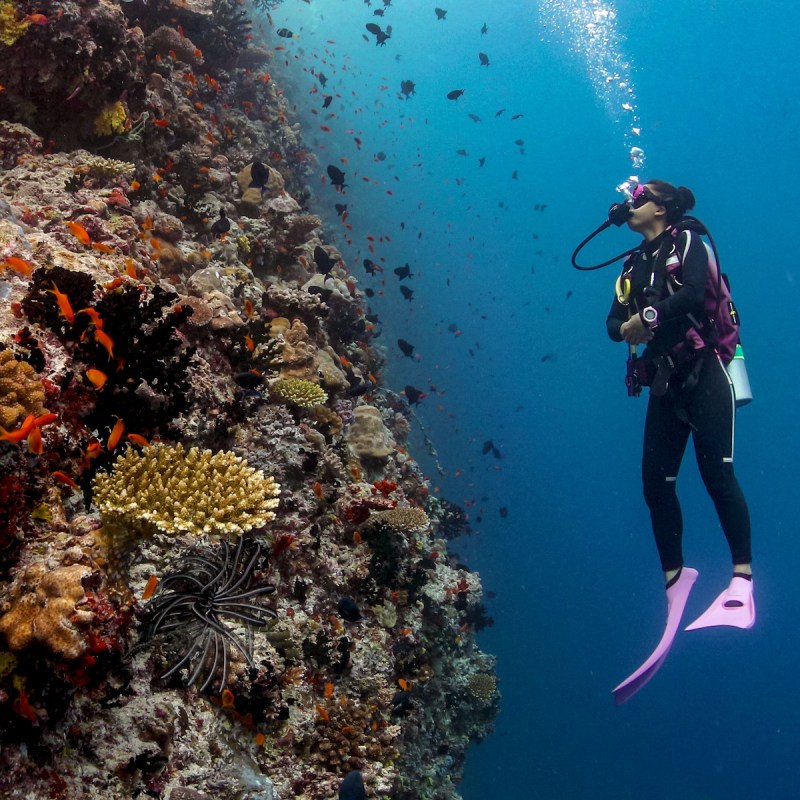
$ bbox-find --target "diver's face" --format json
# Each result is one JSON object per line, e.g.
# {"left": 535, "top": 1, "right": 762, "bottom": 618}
{"left": 627, "top": 184, "right": 666, "bottom": 230}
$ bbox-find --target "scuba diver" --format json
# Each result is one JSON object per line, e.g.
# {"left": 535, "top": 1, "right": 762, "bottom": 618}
{"left": 573, "top": 179, "right": 754, "bottom": 703}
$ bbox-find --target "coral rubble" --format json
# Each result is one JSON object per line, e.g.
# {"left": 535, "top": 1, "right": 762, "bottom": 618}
{"left": 0, "top": 2, "right": 497, "bottom": 799}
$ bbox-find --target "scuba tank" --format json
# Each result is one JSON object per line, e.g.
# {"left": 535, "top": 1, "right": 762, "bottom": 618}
{"left": 727, "top": 343, "right": 752, "bottom": 407}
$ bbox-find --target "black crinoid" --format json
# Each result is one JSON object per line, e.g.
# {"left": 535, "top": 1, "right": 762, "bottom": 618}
{"left": 142, "top": 536, "right": 276, "bottom": 693}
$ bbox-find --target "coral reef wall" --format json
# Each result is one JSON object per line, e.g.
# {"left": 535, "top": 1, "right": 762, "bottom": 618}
{"left": 0, "top": 1, "right": 498, "bottom": 798}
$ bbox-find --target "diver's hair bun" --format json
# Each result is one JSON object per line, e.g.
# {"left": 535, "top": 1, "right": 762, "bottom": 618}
{"left": 675, "top": 186, "right": 696, "bottom": 214}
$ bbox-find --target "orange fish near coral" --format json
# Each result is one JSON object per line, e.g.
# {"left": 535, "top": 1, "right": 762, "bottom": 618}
{"left": 65, "top": 221, "right": 91, "bottom": 245}
{"left": 94, "top": 329, "right": 115, "bottom": 359}
{"left": 26, "top": 427, "right": 43, "bottom": 455}
{"left": 127, "top": 433, "right": 150, "bottom": 447}
{"left": 2, "top": 257, "right": 35, "bottom": 276}
{"left": 52, "top": 471, "right": 79, "bottom": 490}
{"left": 316, "top": 705, "right": 330, "bottom": 721}
{"left": 78, "top": 307, "right": 104, "bottom": 328}
{"left": 0, "top": 415, "right": 36, "bottom": 444}
{"left": 221, "top": 689, "right": 235, "bottom": 708}
{"left": 141, "top": 575, "right": 159, "bottom": 600}
{"left": 313, "top": 481, "right": 323, "bottom": 499}
{"left": 48, "top": 282, "right": 75, "bottom": 324}
{"left": 107, "top": 418, "right": 125, "bottom": 450}
{"left": 86, "top": 368, "right": 108, "bottom": 390}
{"left": 324, "top": 682, "right": 334, "bottom": 698}
{"left": 398, "top": 678, "right": 412, "bottom": 691}
{"left": 244, "top": 335, "right": 255, "bottom": 352}
{"left": 92, "top": 242, "right": 114, "bottom": 254}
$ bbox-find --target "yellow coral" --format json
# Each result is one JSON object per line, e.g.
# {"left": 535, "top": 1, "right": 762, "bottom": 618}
{"left": 466, "top": 672, "right": 497, "bottom": 705}
{"left": 0, "top": 350, "right": 46, "bottom": 430}
{"left": 93, "top": 443, "right": 281, "bottom": 536}
{"left": 0, "top": 0, "right": 30, "bottom": 47}
{"left": 373, "top": 507, "right": 430, "bottom": 532}
{"left": 270, "top": 377, "right": 328, "bottom": 409}
{"left": 93, "top": 101, "right": 129, "bottom": 137}
{"left": 0, "top": 564, "right": 91, "bottom": 660}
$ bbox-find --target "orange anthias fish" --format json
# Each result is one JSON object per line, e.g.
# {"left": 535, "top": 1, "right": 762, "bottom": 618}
{"left": 127, "top": 433, "right": 149, "bottom": 447}
{"left": 141, "top": 575, "right": 159, "bottom": 600}
{"left": 313, "top": 481, "right": 323, "bottom": 499}
{"left": 26, "top": 426, "right": 43, "bottom": 455}
{"left": 48, "top": 282, "right": 75, "bottom": 324}
{"left": 107, "top": 418, "right": 125, "bottom": 450}
{"left": 2, "top": 257, "right": 35, "bottom": 276}
{"left": 324, "top": 682, "right": 334, "bottom": 698}
{"left": 86, "top": 368, "right": 108, "bottom": 390}
{"left": 316, "top": 705, "right": 330, "bottom": 721}
{"left": 91, "top": 242, "right": 114, "bottom": 254}
{"left": 0, "top": 414, "right": 36, "bottom": 444}
{"left": 397, "top": 678, "right": 412, "bottom": 691}
{"left": 94, "top": 329, "right": 115, "bottom": 359}
{"left": 65, "top": 221, "right": 91, "bottom": 245}
{"left": 52, "top": 471, "right": 79, "bottom": 490}
{"left": 77, "top": 307, "right": 104, "bottom": 328}
{"left": 221, "top": 689, "right": 235, "bottom": 708}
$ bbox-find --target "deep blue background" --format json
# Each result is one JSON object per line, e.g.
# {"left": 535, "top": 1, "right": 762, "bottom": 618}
{"left": 260, "top": 1, "right": 800, "bottom": 797}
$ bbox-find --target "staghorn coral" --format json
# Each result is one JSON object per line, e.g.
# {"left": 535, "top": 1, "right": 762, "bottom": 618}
{"left": 93, "top": 101, "right": 128, "bottom": 137}
{"left": 270, "top": 377, "right": 328, "bottom": 409}
{"left": 466, "top": 672, "right": 498, "bottom": 705}
{"left": 72, "top": 154, "right": 136, "bottom": 180}
{"left": 92, "top": 444, "right": 280, "bottom": 536}
{"left": 372, "top": 507, "right": 430, "bottom": 532}
{"left": 0, "top": 564, "right": 91, "bottom": 660}
{"left": 0, "top": 350, "right": 45, "bottom": 430}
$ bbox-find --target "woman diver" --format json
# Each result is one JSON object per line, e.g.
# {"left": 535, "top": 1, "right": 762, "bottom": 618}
{"left": 602, "top": 180, "right": 754, "bottom": 702}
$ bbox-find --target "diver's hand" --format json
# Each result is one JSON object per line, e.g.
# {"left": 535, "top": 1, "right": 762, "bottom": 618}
{"left": 620, "top": 314, "right": 654, "bottom": 345}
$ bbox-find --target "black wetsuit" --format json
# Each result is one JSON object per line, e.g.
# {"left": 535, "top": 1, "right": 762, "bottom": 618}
{"left": 606, "top": 227, "right": 751, "bottom": 572}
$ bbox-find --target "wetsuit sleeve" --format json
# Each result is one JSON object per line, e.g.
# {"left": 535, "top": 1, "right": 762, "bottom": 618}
{"left": 652, "top": 230, "right": 706, "bottom": 321}
{"left": 606, "top": 297, "right": 627, "bottom": 341}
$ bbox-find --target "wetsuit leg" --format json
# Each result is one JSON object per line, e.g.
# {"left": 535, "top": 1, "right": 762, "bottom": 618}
{"left": 642, "top": 391, "right": 692, "bottom": 572}
{"left": 687, "top": 353, "right": 752, "bottom": 565}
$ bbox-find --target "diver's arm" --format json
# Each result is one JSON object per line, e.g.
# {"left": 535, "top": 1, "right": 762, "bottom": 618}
{"left": 649, "top": 230, "right": 706, "bottom": 321}
{"left": 606, "top": 299, "right": 627, "bottom": 342}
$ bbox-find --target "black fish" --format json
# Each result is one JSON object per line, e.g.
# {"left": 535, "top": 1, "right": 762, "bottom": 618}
{"left": 446, "top": 89, "right": 464, "bottom": 100}
{"left": 478, "top": 157, "right": 485, "bottom": 168}
{"left": 447, "top": 323, "right": 458, "bottom": 332}
{"left": 317, "top": 72, "right": 328, "bottom": 87}
{"left": 335, "top": 203, "right": 348, "bottom": 215}
{"left": 400, "top": 285, "right": 414, "bottom": 301}
{"left": 391, "top": 691, "right": 413, "bottom": 716}
{"left": 339, "top": 771, "right": 366, "bottom": 800}
{"left": 374, "top": 151, "right": 387, "bottom": 161}
{"left": 250, "top": 160, "right": 269, "bottom": 189}
{"left": 363, "top": 258, "right": 381, "bottom": 275}
{"left": 404, "top": 385, "right": 426, "bottom": 405}
{"left": 338, "top": 597, "right": 362, "bottom": 622}
{"left": 566, "top": 290, "right": 573, "bottom": 300}
{"left": 210, "top": 208, "right": 230, "bottom": 237}
{"left": 468, "top": 113, "right": 481, "bottom": 122}
{"left": 366, "top": 313, "right": 380, "bottom": 324}
{"left": 481, "top": 21, "right": 488, "bottom": 34}
{"left": 400, "top": 79, "right": 416, "bottom": 97}
{"left": 394, "top": 264, "right": 413, "bottom": 279}
{"left": 434, "top": 7, "right": 447, "bottom": 19}
{"left": 478, "top": 52, "right": 490, "bottom": 66}
{"left": 512, "top": 113, "right": 524, "bottom": 119}
{"left": 327, "top": 164, "right": 347, "bottom": 190}
{"left": 365, "top": 22, "right": 390, "bottom": 45}
{"left": 322, "top": 95, "right": 333, "bottom": 108}
{"left": 373, "top": 7, "right": 384, "bottom": 14}
{"left": 314, "top": 245, "right": 337, "bottom": 275}
{"left": 481, "top": 439, "right": 494, "bottom": 455}
{"left": 234, "top": 371, "right": 264, "bottom": 390}
{"left": 276, "top": 28, "right": 296, "bottom": 38}
{"left": 397, "top": 339, "right": 414, "bottom": 357}
{"left": 455, "top": 149, "right": 468, "bottom": 156}
{"left": 515, "top": 139, "right": 524, "bottom": 146}
{"left": 495, "top": 108, "right": 505, "bottom": 116}
{"left": 364, "top": 288, "right": 375, "bottom": 297}
{"left": 512, "top": 170, "right": 518, "bottom": 180}
{"left": 499, "top": 507, "right": 509, "bottom": 518}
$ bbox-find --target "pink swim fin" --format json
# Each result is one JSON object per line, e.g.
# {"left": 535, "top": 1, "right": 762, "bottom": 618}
{"left": 685, "top": 575, "right": 755, "bottom": 631}
{"left": 613, "top": 567, "right": 698, "bottom": 705}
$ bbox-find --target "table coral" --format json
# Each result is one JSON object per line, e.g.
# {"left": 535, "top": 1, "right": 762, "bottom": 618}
{"left": 0, "top": 350, "right": 45, "bottom": 430}
{"left": 92, "top": 444, "right": 281, "bottom": 536}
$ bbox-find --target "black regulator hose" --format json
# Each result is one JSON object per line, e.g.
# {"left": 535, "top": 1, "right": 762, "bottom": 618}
{"left": 571, "top": 203, "right": 640, "bottom": 271}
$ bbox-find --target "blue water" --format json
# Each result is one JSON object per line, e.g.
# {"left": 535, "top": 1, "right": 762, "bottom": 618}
{"left": 260, "top": 1, "right": 800, "bottom": 797}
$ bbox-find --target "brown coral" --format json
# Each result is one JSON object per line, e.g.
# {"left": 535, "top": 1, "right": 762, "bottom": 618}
{"left": 372, "top": 507, "right": 430, "bottom": 532}
{"left": 278, "top": 319, "right": 318, "bottom": 380}
{"left": 0, "top": 350, "right": 46, "bottom": 429}
{"left": 265, "top": 283, "right": 327, "bottom": 319}
{"left": 346, "top": 406, "right": 395, "bottom": 460}
{"left": 0, "top": 564, "right": 91, "bottom": 660}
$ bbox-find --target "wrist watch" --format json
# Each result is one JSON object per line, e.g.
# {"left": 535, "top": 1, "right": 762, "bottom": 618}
{"left": 641, "top": 306, "right": 658, "bottom": 329}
